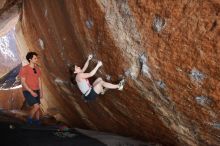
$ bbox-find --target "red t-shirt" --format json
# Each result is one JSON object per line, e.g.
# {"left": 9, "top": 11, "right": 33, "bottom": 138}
{"left": 19, "top": 65, "right": 41, "bottom": 90}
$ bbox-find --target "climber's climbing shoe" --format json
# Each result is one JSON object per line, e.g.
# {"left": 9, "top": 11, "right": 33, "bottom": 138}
{"left": 118, "top": 79, "right": 125, "bottom": 91}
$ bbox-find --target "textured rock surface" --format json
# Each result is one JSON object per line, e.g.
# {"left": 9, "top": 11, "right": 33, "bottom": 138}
{"left": 0, "top": 30, "right": 21, "bottom": 76}
{"left": 0, "top": 0, "right": 20, "bottom": 36}
{"left": 0, "top": 88, "right": 23, "bottom": 109}
{"left": 0, "top": 0, "right": 220, "bottom": 146}
{"left": 0, "top": 0, "right": 21, "bottom": 78}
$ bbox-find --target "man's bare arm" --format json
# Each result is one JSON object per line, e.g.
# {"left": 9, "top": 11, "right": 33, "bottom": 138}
{"left": 21, "top": 77, "right": 37, "bottom": 97}
{"left": 39, "top": 77, "right": 43, "bottom": 98}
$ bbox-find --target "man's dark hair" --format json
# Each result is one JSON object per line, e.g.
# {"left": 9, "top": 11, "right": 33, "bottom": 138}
{"left": 26, "top": 52, "right": 38, "bottom": 62}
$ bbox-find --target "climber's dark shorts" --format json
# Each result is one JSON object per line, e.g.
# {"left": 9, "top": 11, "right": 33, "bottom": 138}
{"left": 23, "top": 90, "right": 40, "bottom": 106}
{"left": 83, "top": 88, "right": 98, "bottom": 101}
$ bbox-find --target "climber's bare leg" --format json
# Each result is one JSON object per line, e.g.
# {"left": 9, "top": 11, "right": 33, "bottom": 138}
{"left": 93, "top": 80, "right": 119, "bottom": 94}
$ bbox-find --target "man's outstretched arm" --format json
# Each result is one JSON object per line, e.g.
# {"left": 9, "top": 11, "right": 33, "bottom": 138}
{"left": 82, "top": 54, "right": 93, "bottom": 73}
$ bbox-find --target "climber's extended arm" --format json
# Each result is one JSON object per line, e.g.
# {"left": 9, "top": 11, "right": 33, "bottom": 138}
{"left": 79, "top": 61, "right": 102, "bottom": 79}
{"left": 81, "top": 54, "right": 93, "bottom": 73}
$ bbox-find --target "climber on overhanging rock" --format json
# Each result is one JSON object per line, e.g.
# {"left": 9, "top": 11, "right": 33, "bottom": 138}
{"left": 73, "top": 54, "right": 125, "bottom": 101}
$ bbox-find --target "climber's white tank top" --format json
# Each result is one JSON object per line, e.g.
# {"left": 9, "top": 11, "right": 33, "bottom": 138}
{"left": 77, "top": 79, "right": 91, "bottom": 95}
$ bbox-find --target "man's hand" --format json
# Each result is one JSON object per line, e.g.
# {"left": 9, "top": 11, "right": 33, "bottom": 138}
{"left": 97, "top": 61, "right": 103, "bottom": 67}
{"left": 88, "top": 54, "right": 93, "bottom": 61}
{"left": 40, "top": 91, "right": 43, "bottom": 99}
{"left": 30, "top": 91, "right": 38, "bottom": 97}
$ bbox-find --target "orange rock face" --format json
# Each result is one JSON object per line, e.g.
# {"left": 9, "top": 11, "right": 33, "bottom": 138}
{"left": 1, "top": 0, "right": 220, "bottom": 145}
{"left": 0, "top": 89, "right": 23, "bottom": 109}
